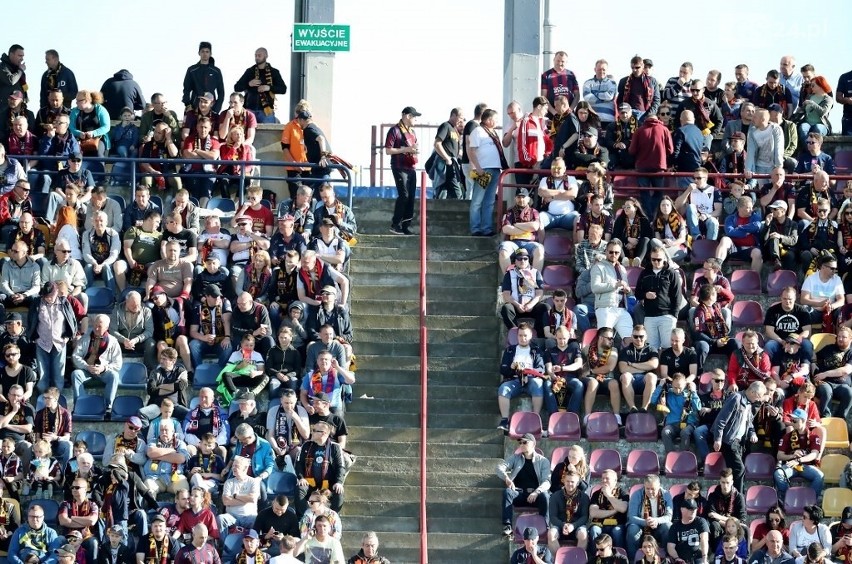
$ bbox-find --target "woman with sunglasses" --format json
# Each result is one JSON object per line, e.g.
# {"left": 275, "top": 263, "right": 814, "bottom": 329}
{"left": 298, "top": 489, "right": 342, "bottom": 540}
{"left": 751, "top": 507, "right": 790, "bottom": 553}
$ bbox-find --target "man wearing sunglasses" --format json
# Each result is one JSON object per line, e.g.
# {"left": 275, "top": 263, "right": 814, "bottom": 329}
{"left": 497, "top": 433, "right": 550, "bottom": 537}
{"left": 57, "top": 478, "right": 98, "bottom": 562}
{"left": 618, "top": 325, "right": 660, "bottom": 415}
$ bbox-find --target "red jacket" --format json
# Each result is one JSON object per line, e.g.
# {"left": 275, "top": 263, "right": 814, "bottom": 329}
{"left": 517, "top": 114, "right": 552, "bottom": 168}
{"left": 628, "top": 117, "right": 673, "bottom": 171}
{"left": 727, "top": 348, "right": 771, "bottom": 389}
{"left": 780, "top": 397, "right": 821, "bottom": 425}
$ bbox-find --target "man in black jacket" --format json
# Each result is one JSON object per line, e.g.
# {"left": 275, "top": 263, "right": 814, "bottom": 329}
{"left": 233, "top": 48, "right": 287, "bottom": 125}
{"left": 182, "top": 42, "right": 225, "bottom": 114}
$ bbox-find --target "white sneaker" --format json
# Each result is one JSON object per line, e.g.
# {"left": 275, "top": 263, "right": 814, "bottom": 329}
{"left": 583, "top": 415, "right": 590, "bottom": 426}
{"left": 614, "top": 414, "right": 622, "bottom": 426}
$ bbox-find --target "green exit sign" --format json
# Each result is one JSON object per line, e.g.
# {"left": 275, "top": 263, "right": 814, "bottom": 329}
{"left": 293, "top": 23, "right": 351, "bottom": 52}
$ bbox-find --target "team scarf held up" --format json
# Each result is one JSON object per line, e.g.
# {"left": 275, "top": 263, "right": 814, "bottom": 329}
{"left": 298, "top": 259, "right": 325, "bottom": 301}
{"left": 254, "top": 65, "right": 276, "bottom": 116}
{"left": 147, "top": 534, "right": 170, "bottom": 564}
{"left": 310, "top": 367, "right": 337, "bottom": 396}
{"left": 700, "top": 302, "right": 729, "bottom": 340}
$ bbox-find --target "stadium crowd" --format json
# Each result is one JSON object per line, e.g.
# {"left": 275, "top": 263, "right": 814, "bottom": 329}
{"left": 0, "top": 41, "right": 398, "bottom": 564}
{"left": 478, "top": 52, "right": 852, "bottom": 564}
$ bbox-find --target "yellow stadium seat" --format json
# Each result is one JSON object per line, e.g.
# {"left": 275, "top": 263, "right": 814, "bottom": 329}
{"left": 824, "top": 418, "right": 851, "bottom": 449}
{"left": 820, "top": 454, "right": 850, "bottom": 485}
{"left": 811, "top": 333, "right": 836, "bottom": 354}
{"left": 823, "top": 487, "right": 852, "bottom": 518}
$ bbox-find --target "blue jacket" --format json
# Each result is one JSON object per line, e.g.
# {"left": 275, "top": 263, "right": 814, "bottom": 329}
{"left": 231, "top": 436, "right": 275, "bottom": 480}
{"left": 672, "top": 123, "right": 705, "bottom": 172}
{"left": 627, "top": 488, "right": 673, "bottom": 528}
{"left": 724, "top": 211, "right": 762, "bottom": 239}
{"left": 8, "top": 523, "right": 60, "bottom": 564}
{"left": 500, "top": 344, "right": 546, "bottom": 380}
{"left": 650, "top": 385, "right": 702, "bottom": 426}
{"left": 69, "top": 104, "right": 112, "bottom": 150}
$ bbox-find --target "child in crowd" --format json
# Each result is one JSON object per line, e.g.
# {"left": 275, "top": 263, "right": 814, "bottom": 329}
{"left": 721, "top": 181, "right": 749, "bottom": 224}
{"left": 281, "top": 301, "right": 308, "bottom": 358}
{"left": 720, "top": 132, "right": 748, "bottom": 187}
{"left": 26, "top": 439, "right": 61, "bottom": 498}
{"left": 0, "top": 438, "right": 21, "bottom": 498}
{"left": 109, "top": 107, "right": 140, "bottom": 185}
{"left": 187, "top": 433, "right": 227, "bottom": 494}
{"left": 838, "top": 180, "right": 852, "bottom": 216}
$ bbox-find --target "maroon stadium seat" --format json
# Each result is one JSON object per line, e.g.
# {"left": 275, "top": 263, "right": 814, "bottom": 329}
{"left": 627, "top": 267, "right": 642, "bottom": 291}
{"left": 703, "top": 452, "right": 727, "bottom": 480}
{"left": 746, "top": 485, "right": 779, "bottom": 515}
{"left": 783, "top": 486, "right": 817, "bottom": 516}
{"left": 629, "top": 483, "right": 643, "bottom": 497}
{"left": 749, "top": 518, "right": 765, "bottom": 540}
{"left": 624, "top": 412, "right": 658, "bottom": 441}
{"left": 544, "top": 234, "right": 573, "bottom": 261}
{"left": 730, "top": 270, "right": 762, "bottom": 295}
{"left": 766, "top": 270, "right": 798, "bottom": 297}
{"left": 732, "top": 300, "right": 764, "bottom": 326}
{"left": 626, "top": 450, "right": 660, "bottom": 477}
{"left": 665, "top": 451, "right": 698, "bottom": 478}
{"left": 744, "top": 453, "right": 776, "bottom": 481}
{"left": 586, "top": 412, "right": 620, "bottom": 441}
{"left": 508, "top": 412, "right": 543, "bottom": 440}
{"left": 550, "top": 446, "right": 572, "bottom": 471}
{"left": 548, "top": 412, "right": 581, "bottom": 442}
{"left": 698, "top": 371, "right": 714, "bottom": 394}
{"left": 556, "top": 546, "right": 589, "bottom": 564}
{"left": 835, "top": 150, "right": 852, "bottom": 173}
{"left": 582, "top": 329, "right": 598, "bottom": 349}
{"left": 542, "top": 265, "right": 575, "bottom": 292}
{"left": 589, "top": 448, "right": 622, "bottom": 478}
{"left": 513, "top": 513, "right": 547, "bottom": 543}
{"left": 668, "top": 483, "right": 688, "bottom": 499}
{"left": 691, "top": 240, "right": 719, "bottom": 265}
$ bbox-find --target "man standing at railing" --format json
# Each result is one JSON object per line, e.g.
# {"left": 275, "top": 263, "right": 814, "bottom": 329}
{"left": 385, "top": 107, "right": 420, "bottom": 236}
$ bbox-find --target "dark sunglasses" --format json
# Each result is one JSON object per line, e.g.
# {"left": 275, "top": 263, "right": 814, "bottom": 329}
{"left": 633, "top": 335, "right": 646, "bottom": 339}
{"left": 713, "top": 379, "right": 725, "bottom": 383}
{"left": 658, "top": 112, "right": 671, "bottom": 116}
{"left": 70, "top": 486, "right": 84, "bottom": 490}
{"left": 650, "top": 258, "right": 664, "bottom": 263}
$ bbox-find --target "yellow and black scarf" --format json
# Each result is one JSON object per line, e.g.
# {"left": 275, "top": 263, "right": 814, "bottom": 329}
{"left": 254, "top": 66, "right": 276, "bottom": 116}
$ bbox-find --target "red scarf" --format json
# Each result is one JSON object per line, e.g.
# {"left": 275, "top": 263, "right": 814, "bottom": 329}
{"left": 310, "top": 369, "right": 337, "bottom": 395}
{"left": 298, "top": 260, "right": 325, "bottom": 300}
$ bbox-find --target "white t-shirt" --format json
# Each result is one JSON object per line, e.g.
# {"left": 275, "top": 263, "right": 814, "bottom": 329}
{"left": 802, "top": 272, "right": 844, "bottom": 301}
{"left": 538, "top": 176, "right": 578, "bottom": 216}
{"left": 469, "top": 126, "right": 503, "bottom": 169}
{"left": 303, "top": 536, "right": 345, "bottom": 564}
{"left": 223, "top": 476, "right": 260, "bottom": 518}
{"left": 689, "top": 185, "right": 718, "bottom": 215}
{"left": 197, "top": 231, "right": 230, "bottom": 265}
{"left": 513, "top": 345, "right": 533, "bottom": 369}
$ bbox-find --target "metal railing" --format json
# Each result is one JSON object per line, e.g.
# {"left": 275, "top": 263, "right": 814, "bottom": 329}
{"left": 27, "top": 155, "right": 354, "bottom": 206}
{"left": 418, "top": 169, "right": 429, "bottom": 564}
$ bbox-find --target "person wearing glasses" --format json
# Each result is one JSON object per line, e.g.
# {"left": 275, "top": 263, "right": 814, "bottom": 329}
{"left": 497, "top": 432, "right": 550, "bottom": 537}
{"left": 694, "top": 370, "right": 732, "bottom": 462}
{"left": 676, "top": 78, "right": 724, "bottom": 149}
{"left": 70, "top": 314, "right": 122, "bottom": 421}
{"left": 674, "top": 167, "right": 722, "bottom": 242}
{"left": 616, "top": 55, "right": 660, "bottom": 121}
{"left": 590, "top": 240, "right": 633, "bottom": 347}
{"left": 796, "top": 170, "right": 837, "bottom": 234}
{"left": 58, "top": 477, "right": 99, "bottom": 562}
{"left": 635, "top": 248, "right": 682, "bottom": 350}
{"left": 618, "top": 325, "right": 660, "bottom": 415}
{"left": 36, "top": 114, "right": 79, "bottom": 191}
{"left": 295, "top": 422, "right": 344, "bottom": 518}
{"left": 7, "top": 505, "right": 59, "bottom": 564}
{"left": 801, "top": 254, "right": 845, "bottom": 331}
{"left": 811, "top": 326, "right": 852, "bottom": 420}
{"left": 798, "top": 197, "right": 839, "bottom": 271}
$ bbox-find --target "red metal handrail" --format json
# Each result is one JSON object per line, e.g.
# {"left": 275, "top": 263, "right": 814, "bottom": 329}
{"left": 418, "top": 170, "right": 429, "bottom": 563}
{"left": 495, "top": 168, "right": 852, "bottom": 220}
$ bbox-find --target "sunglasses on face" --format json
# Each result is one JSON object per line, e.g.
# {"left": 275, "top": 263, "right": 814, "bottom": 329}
{"left": 633, "top": 335, "right": 646, "bottom": 339}
{"left": 659, "top": 112, "right": 670, "bottom": 117}
{"left": 650, "top": 258, "right": 664, "bottom": 263}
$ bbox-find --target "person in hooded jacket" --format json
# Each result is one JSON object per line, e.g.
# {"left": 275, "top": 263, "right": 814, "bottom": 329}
{"left": 99, "top": 70, "right": 145, "bottom": 120}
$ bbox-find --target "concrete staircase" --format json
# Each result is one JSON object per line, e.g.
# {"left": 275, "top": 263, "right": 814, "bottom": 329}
{"left": 344, "top": 197, "right": 507, "bottom": 563}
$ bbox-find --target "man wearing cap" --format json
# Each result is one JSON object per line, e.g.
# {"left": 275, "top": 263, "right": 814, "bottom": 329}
{"left": 188, "top": 284, "right": 233, "bottom": 369}
{"left": 773, "top": 408, "right": 824, "bottom": 503}
{"left": 182, "top": 42, "right": 225, "bottom": 114}
{"left": 499, "top": 250, "right": 547, "bottom": 333}
{"left": 181, "top": 92, "right": 220, "bottom": 141}
{"left": 312, "top": 182, "right": 357, "bottom": 244}
{"left": 231, "top": 528, "right": 269, "bottom": 564}
{"left": 767, "top": 106, "right": 798, "bottom": 172}
{"left": 102, "top": 524, "right": 133, "bottom": 564}
{"left": 8, "top": 504, "right": 60, "bottom": 564}
{"left": 385, "top": 107, "right": 420, "bottom": 235}
{"left": 667, "top": 497, "right": 709, "bottom": 564}
{"left": 829, "top": 507, "right": 852, "bottom": 560}
{"left": 71, "top": 313, "right": 122, "bottom": 420}
{"left": 307, "top": 217, "right": 350, "bottom": 269}
{"left": 269, "top": 214, "right": 307, "bottom": 262}
{"left": 511, "top": 525, "right": 552, "bottom": 563}
{"left": 295, "top": 421, "right": 344, "bottom": 517}
{"left": 499, "top": 188, "right": 544, "bottom": 273}
{"left": 137, "top": 514, "right": 180, "bottom": 564}
{"left": 102, "top": 415, "right": 148, "bottom": 471}
{"left": 58, "top": 477, "right": 99, "bottom": 561}
{"left": 759, "top": 198, "right": 798, "bottom": 272}
{"left": 603, "top": 103, "right": 638, "bottom": 169}
{"left": 0, "top": 311, "right": 36, "bottom": 372}
{"left": 497, "top": 432, "right": 550, "bottom": 536}
{"left": 571, "top": 127, "right": 609, "bottom": 170}
{"left": 0, "top": 90, "right": 35, "bottom": 141}
{"left": 228, "top": 392, "right": 267, "bottom": 444}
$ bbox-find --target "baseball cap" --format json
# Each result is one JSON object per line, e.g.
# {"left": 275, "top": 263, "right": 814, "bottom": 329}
{"left": 151, "top": 285, "right": 166, "bottom": 296}
{"left": 512, "top": 248, "right": 530, "bottom": 261}
{"left": 516, "top": 187, "right": 531, "bottom": 197}
{"left": 204, "top": 284, "right": 222, "bottom": 297}
{"left": 842, "top": 506, "right": 852, "bottom": 525}
{"left": 402, "top": 106, "right": 422, "bottom": 117}
{"left": 128, "top": 416, "right": 143, "bottom": 428}
{"left": 519, "top": 433, "right": 536, "bottom": 443}
{"left": 296, "top": 110, "right": 312, "bottom": 120}
{"left": 523, "top": 526, "right": 539, "bottom": 540}
{"left": 8, "top": 90, "right": 23, "bottom": 101}
{"left": 619, "top": 103, "right": 632, "bottom": 114}
{"left": 785, "top": 333, "right": 802, "bottom": 345}
{"left": 4, "top": 312, "right": 21, "bottom": 323}
{"left": 235, "top": 215, "right": 252, "bottom": 225}
{"left": 790, "top": 408, "right": 808, "bottom": 421}
{"left": 277, "top": 214, "right": 295, "bottom": 222}
{"left": 236, "top": 390, "right": 256, "bottom": 402}
{"left": 583, "top": 127, "right": 599, "bottom": 138}
{"left": 682, "top": 498, "right": 699, "bottom": 510}
{"left": 768, "top": 200, "right": 788, "bottom": 210}
{"left": 320, "top": 285, "right": 337, "bottom": 295}
{"left": 311, "top": 392, "right": 331, "bottom": 403}
{"left": 198, "top": 92, "right": 215, "bottom": 102}
{"left": 729, "top": 131, "right": 746, "bottom": 141}
{"left": 243, "top": 529, "right": 259, "bottom": 539}
{"left": 69, "top": 151, "right": 83, "bottom": 161}
{"left": 66, "top": 530, "right": 83, "bottom": 540}
{"left": 152, "top": 514, "right": 166, "bottom": 523}
{"left": 54, "top": 544, "right": 77, "bottom": 557}
{"left": 768, "top": 103, "right": 783, "bottom": 113}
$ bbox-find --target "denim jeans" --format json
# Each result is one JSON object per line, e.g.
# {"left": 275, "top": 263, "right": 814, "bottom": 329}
{"left": 72, "top": 368, "right": 120, "bottom": 410}
{"left": 469, "top": 167, "right": 499, "bottom": 234}
{"left": 541, "top": 211, "right": 579, "bottom": 230}
{"left": 694, "top": 424, "right": 712, "bottom": 461}
{"left": 544, "top": 377, "right": 584, "bottom": 414}
{"left": 797, "top": 122, "right": 828, "bottom": 141}
{"left": 252, "top": 110, "right": 279, "bottom": 124}
{"left": 36, "top": 343, "right": 66, "bottom": 393}
{"left": 774, "top": 463, "right": 824, "bottom": 502}
{"left": 685, "top": 205, "right": 720, "bottom": 240}
{"left": 84, "top": 263, "right": 117, "bottom": 293}
{"left": 189, "top": 338, "right": 232, "bottom": 369}
{"left": 498, "top": 378, "right": 545, "bottom": 399}
{"left": 643, "top": 315, "right": 677, "bottom": 350}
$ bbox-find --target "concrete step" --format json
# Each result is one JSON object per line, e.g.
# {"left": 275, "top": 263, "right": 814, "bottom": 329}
{"left": 353, "top": 313, "right": 499, "bottom": 331}
{"left": 352, "top": 245, "right": 494, "bottom": 262}
{"left": 351, "top": 270, "right": 493, "bottom": 287}
{"left": 346, "top": 485, "right": 503, "bottom": 504}
{"left": 354, "top": 368, "right": 496, "bottom": 387}
{"left": 345, "top": 471, "right": 499, "bottom": 489}
{"left": 345, "top": 396, "right": 495, "bottom": 416}
{"left": 338, "top": 531, "right": 507, "bottom": 564}
{"left": 354, "top": 455, "right": 502, "bottom": 476}
{"left": 356, "top": 354, "right": 498, "bottom": 373}
{"left": 352, "top": 197, "right": 469, "bottom": 213}
{"left": 358, "top": 327, "right": 496, "bottom": 345}
{"left": 346, "top": 440, "right": 501, "bottom": 460}
{"left": 357, "top": 340, "right": 500, "bottom": 358}
{"left": 345, "top": 411, "right": 503, "bottom": 430}
{"left": 342, "top": 496, "right": 501, "bottom": 517}
{"left": 356, "top": 233, "right": 498, "bottom": 252}
{"left": 350, "top": 259, "right": 495, "bottom": 276}
{"left": 350, "top": 298, "right": 497, "bottom": 317}
{"left": 353, "top": 383, "right": 494, "bottom": 400}
{"left": 352, "top": 284, "right": 497, "bottom": 302}
{"left": 350, "top": 426, "right": 503, "bottom": 445}
{"left": 343, "top": 514, "right": 499, "bottom": 535}
{"left": 359, "top": 221, "right": 473, "bottom": 236}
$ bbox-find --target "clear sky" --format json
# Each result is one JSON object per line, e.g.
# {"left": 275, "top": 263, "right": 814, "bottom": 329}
{"left": 19, "top": 0, "right": 851, "bottom": 182}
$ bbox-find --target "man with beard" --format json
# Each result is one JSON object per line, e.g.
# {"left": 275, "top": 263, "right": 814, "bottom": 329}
{"left": 234, "top": 47, "right": 287, "bottom": 124}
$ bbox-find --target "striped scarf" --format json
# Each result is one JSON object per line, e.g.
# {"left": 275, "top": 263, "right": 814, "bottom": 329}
{"left": 253, "top": 65, "right": 276, "bottom": 116}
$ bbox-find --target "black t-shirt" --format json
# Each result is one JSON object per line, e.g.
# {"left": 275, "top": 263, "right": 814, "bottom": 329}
{"left": 659, "top": 347, "right": 698, "bottom": 377}
{"left": 253, "top": 505, "right": 300, "bottom": 539}
{"left": 815, "top": 344, "right": 852, "bottom": 385}
{"left": 763, "top": 303, "right": 811, "bottom": 339}
{"left": 0, "top": 366, "right": 36, "bottom": 399}
{"left": 309, "top": 412, "right": 348, "bottom": 441}
{"left": 161, "top": 229, "right": 197, "bottom": 259}
{"left": 0, "top": 402, "right": 33, "bottom": 441}
{"left": 668, "top": 516, "right": 709, "bottom": 561}
{"left": 698, "top": 391, "right": 729, "bottom": 427}
{"left": 618, "top": 344, "right": 659, "bottom": 367}
{"left": 302, "top": 123, "right": 330, "bottom": 173}
{"left": 461, "top": 120, "right": 480, "bottom": 164}
{"left": 514, "top": 458, "right": 539, "bottom": 491}
{"left": 546, "top": 343, "right": 583, "bottom": 379}
{"left": 435, "top": 121, "right": 460, "bottom": 159}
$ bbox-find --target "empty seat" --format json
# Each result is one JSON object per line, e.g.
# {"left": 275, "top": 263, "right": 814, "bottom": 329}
{"left": 85, "top": 287, "right": 115, "bottom": 314}
{"left": 626, "top": 267, "right": 641, "bottom": 290}
{"left": 624, "top": 413, "right": 657, "bottom": 441}
{"left": 222, "top": 534, "right": 243, "bottom": 559}
{"left": 556, "top": 546, "right": 588, "bottom": 564}
{"left": 703, "top": 452, "right": 727, "bottom": 480}
{"left": 822, "top": 487, "right": 852, "bottom": 518}
{"left": 746, "top": 485, "right": 778, "bottom": 515}
{"left": 744, "top": 453, "right": 776, "bottom": 481}
{"left": 691, "top": 240, "right": 719, "bottom": 264}
{"left": 513, "top": 513, "right": 547, "bottom": 543}
{"left": 550, "top": 447, "right": 572, "bottom": 471}
{"left": 72, "top": 395, "right": 105, "bottom": 421}
{"left": 589, "top": 448, "right": 622, "bottom": 478}
{"left": 74, "top": 431, "right": 106, "bottom": 457}
{"left": 585, "top": 412, "right": 620, "bottom": 442}
{"left": 30, "top": 192, "right": 50, "bottom": 219}
{"left": 626, "top": 450, "right": 660, "bottom": 477}
{"left": 108, "top": 194, "right": 126, "bottom": 212}
{"left": 731, "top": 300, "right": 764, "bottom": 326}
{"left": 193, "top": 364, "right": 221, "bottom": 390}
{"left": 835, "top": 150, "right": 852, "bottom": 173}
{"left": 206, "top": 197, "right": 237, "bottom": 215}
{"left": 820, "top": 454, "right": 850, "bottom": 485}
{"left": 811, "top": 333, "right": 837, "bottom": 355}
{"left": 542, "top": 265, "right": 574, "bottom": 291}
{"left": 543, "top": 235, "right": 573, "bottom": 261}
{"left": 150, "top": 195, "right": 163, "bottom": 211}
{"left": 668, "top": 483, "right": 688, "bottom": 499}
{"left": 730, "top": 270, "right": 761, "bottom": 295}
{"left": 111, "top": 395, "right": 143, "bottom": 421}
{"left": 508, "top": 412, "right": 543, "bottom": 440}
{"left": 664, "top": 451, "right": 698, "bottom": 478}
{"left": 548, "top": 412, "right": 581, "bottom": 442}
{"left": 266, "top": 471, "right": 297, "bottom": 496}
{"left": 824, "top": 417, "right": 850, "bottom": 449}
{"left": 783, "top": 486, "right": 816, "bottom": 516}
{"left": 581, "top": 329, "right": 598, "bottom": 349}
{"left": 118, "top": 362, "right": 147, "bottom": 389}
{"left": 766, "top": 270, "right": 798, "bottom": 296}
{"left": 27, "top": 499, "right": 59, "bottom": 527}
{"left": 697, "top": 371, "right": 715, "bottom": 394}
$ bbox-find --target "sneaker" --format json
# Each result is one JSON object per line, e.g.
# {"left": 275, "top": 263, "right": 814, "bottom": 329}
{"left": 400, "top": 226, "right": 414, "bottom": 235}
{"left": 540, "top": 430, "right": 549, "bottom": 439}
{"left": 104, "top": 409, "right": 112, "bottom": 422}
{"left": 614, "top": 414, "right": 623, "bottom": 426}
{"left": 583, "top": 415, "right": 590, "bottom": 426}
{"left": 502, "top": 524, "right": 513, "bottom": 536}
{"left": 389, "top": 225, "right": 404, "bottom": 235}
{"left": 629, "top": 406, "right": 639, "bottom": 414}
{"left": 497, "top": 418, "right": 509, "bottom": 432}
